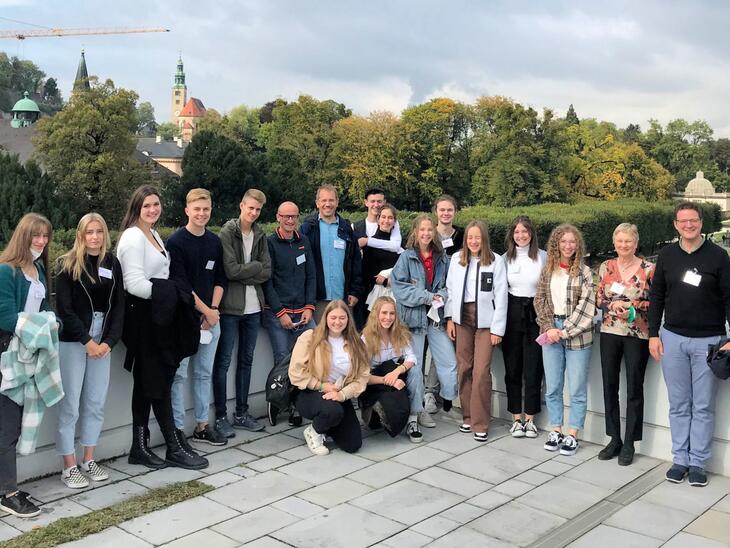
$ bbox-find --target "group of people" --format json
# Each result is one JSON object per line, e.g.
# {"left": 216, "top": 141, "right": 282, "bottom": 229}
{"left": 0, "top": 181, "right": 728, "bottom": 519}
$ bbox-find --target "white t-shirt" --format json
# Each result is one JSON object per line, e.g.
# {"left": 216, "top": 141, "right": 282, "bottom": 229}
{"left": 362, "top": 335, "right": 417, "bottom": 368}
{"left": 550, "top": 269, "right": 570, "bottom": 316}
{"left": 327, "top": 336, "right": 351, "bottom": 385}
{"left": 241, "top": 229, "right": 262, "bottom": 315}
{"left": 463, "top": 256, "right": 480, "bottom": 303}
{"left": 23, "top": 272, "right": 45, "bottom": 313}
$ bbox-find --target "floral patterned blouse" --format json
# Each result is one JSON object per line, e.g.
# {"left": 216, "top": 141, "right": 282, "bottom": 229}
{"left": 597, "top": 258, "right": 655, "bottom": 339}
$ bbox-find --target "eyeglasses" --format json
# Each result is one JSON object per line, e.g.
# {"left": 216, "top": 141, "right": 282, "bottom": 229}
{"left": 278, "top": 214, "right": 298, "bottom": 220}
{"left": 674, "top": 218, "right": 701, "bottom": 225}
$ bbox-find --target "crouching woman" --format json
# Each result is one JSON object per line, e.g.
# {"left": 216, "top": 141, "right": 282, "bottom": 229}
{"left": 289, "top": 300, "right": 369, "bottom": 456}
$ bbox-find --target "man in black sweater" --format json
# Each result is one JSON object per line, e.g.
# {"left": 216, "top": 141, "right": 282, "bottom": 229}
{"left": 649, "top": 201, "right": 730, "bottom": 487}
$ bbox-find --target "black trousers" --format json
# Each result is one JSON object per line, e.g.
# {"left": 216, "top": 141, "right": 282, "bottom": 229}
{"left": 131, "top": 377, "right": 176, "bottom": 440}
{"left": 0, "top": 388, "right": 22, "bottom": 495}
{"left": 501, "top": 296, "right": 543, "bottom": 415}
{"left": 295, "top": 389, "right": 362, "bottom": 453}
{"left": 600, "top": 332, "right": 649, "bottom": 442}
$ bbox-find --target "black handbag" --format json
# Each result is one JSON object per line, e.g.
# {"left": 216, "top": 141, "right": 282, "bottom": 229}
{"left": 707, "top": 339, "right": 730, "bottom": 380}
{"left": 266, "top": 353, "right": 295, "bottom": 411}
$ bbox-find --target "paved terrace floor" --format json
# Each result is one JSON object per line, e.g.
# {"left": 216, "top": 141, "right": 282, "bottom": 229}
{"left": 1, "top": 414, "right": 729, "bottom": 547}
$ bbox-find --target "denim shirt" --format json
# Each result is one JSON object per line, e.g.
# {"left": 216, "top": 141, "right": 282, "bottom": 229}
{"left": 319, "top": 215, "right": 346, "bottom": 300}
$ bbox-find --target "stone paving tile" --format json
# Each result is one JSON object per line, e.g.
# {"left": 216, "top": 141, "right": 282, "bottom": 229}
{"left": 492, "top": 478, "right": 535, "bottom": 498}
{"left": 200, "top": 471, "right": 244, "bottom": 489}
{"left": 130, "top": 465, "right": 205, "bottom": 489}
{"left": 663, "top": 531, "right": 730, "bottom": 547}
{"left": 640, "top": 478, "right": 729, "bottom": 515}
{"left": 59, "top": 526, "right": 153, "bottom": 547}
{"left": 410, "top": 514, "right": 461, "bottom": 538}
{"left": 239, "top": 432, "right": 305, "bottom": 456}
{"left": 277, "top": 444, "right": 315, "bottom": 461}
{"left": 517, "top": 476, "right": 611, "bottom": 519}
{"left": 70, "top": 478, "right": 149, "bottom": 510}
{"left": 439, "top": 445, "right": 540, "bottom": 484}
{"left": 411, "top": 466, "right": 492, "bottom": 497}
{"left": 534, "top": 459, "right": 575, "bottom": 476}
{"left": 488, "top": 434, "right": 557, "bottom": 463}
{"left": 17, "top": 467, "right": 129, "bottom": 504}
{"left": 604, "top": 499, "right": 696, "bottom": 541}
{"left": 554, "top": 455, "right": 582, "bottom": 466}
{"left": 3, "top": 498, "right": 90, "bottom": 531}
{"left": 567, "top": 524, "right": 662, "bottom": 548}
{"left": 713, "top": 494, "right": 730, "bottom": 513}
{"left": 228, "top": 465, "right": 260, "bottom": 479}
{"left": 272, "top": 503, "right": 404, "bottom": 548}
{"left": 467, "top": 489, "right": 513, "bottom": 510}
{"left": 684, "top": 509, "right": 730, "bottom": 544}
{"left": 564, "top": 453, "right": 661, "bottom": 490}
{"left": 270, "top": 495, "right": 324, "bottom": 518}
{"left": 240, "top": 537, "right": 292, "bottom": 548}
{"left": 247, "top": 454, "right": 290, "bottom": 472}
{"left": 158, "top": 528, "right": 239, "bottom": 547}
{"left": 350, "top": 478, "right": 463, "bottom": 525}
{"left": 205, "top": 470, "right": 312, "bottom": 513}
{"left": 105, "top": 456, "right": 156, "bottom": 476}
{"left": 223, "top": 429, "right": 269, "bottom": 447}
{"left": 426, "top": 526, "right": 518, "bottom": 547}
{"left": 347, "top": 460, "right": 419, "bottom": 488}
{"left": 426, "top": 432, "right": 484, "bottom": 455}
{"left": 381, "top": 528, "right": 432, "bottom": 548}
{"left": 201, "top": 447, "right": 259, "bottom": 473}
{"left": 119, "top": 495, "right": 238, "bottom": 545}
{"left": 467, "top": 501, "right": 566, "bottom": 546}
{"left": 440, "top": 502, "right": 487, "bottom": 524}
{"left": 0, "top": 520, "right": 21, "bottom": 541}
{"left": 391, "top": 445, "right": 452, "bottom": 469}
{"left": 355, "top": 431, "right": 419, "bottom": 461}
{"left": 570, "top": 441, "right": 602, "bottom": 461}
{"left": 211, "top": 506, "right": 297, "bottom": 544}
{"left": 278, "top": 449, "right": 372, "bottom": 483}
{"left": 515, "top": 469, "right": 554, "bottom": 486}
{"left": 297, "top": 477, "right": 373, "bottom": 508}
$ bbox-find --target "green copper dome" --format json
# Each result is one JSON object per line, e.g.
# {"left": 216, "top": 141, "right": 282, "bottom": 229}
{"left": 11, "top": 91, "right": 40, "bottom": 128}
{"left": 12, "top": 92, "right": 40, "bottom": 113}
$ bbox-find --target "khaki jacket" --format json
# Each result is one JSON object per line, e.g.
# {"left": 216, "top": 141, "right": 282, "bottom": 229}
{"left": 288, "top": 329, "right": 370, "bottom": 401}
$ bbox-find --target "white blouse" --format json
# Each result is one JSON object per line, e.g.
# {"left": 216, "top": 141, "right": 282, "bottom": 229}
{"left": 507, "top": 246, "right": 546, "bottom": 298}
{"left": 117, "top": 226, "right": 170, "bottom": 299}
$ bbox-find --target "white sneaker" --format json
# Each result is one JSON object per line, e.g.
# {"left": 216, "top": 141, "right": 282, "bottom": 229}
{"left": 424, "top": 393, "right": 438, "bottom": 414}
{"left": 61, "top": 466, "right": 90, "bottom": 489}
{"left": 510, "top": 420, "right": 525, "bottom": 438}
{"left": 406, "top": 421, "right": 423, "bottom": 443}
{"left": 524, "top": 419, "right": 538, "bottom": 438}
{"left": 418, "top": 410, "right": 436, "bottom": 428}
{"left": 80, "top": 460, "right": 109, "bottom": 482}
{"left": 303, "top": 425, "right": 329, "bottom": 456}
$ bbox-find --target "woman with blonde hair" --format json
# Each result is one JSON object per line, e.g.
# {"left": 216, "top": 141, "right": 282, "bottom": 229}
{"left": 55, "top": 213, "right": 125, "bottom": 488}
{"left": 534, "top": 224, "right": 596, "bottom": 456}
{"left": 289, "top": 300, "right": 370, "bottom": 455}
{"left": 360, "top": 296, "right": 421, "bottom": 441}
{"left": 0, "top": 213, "right": 53, "bottom": 518}
{"left": 445, "top": 220, "right": 507, "bottom": 442}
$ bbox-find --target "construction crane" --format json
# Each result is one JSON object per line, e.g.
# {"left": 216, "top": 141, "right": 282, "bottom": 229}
{"left": 0, "top": 27, "right": 170, "bottom": 40}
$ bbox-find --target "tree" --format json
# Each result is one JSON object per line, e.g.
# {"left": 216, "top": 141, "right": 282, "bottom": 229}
{"left": 565, "top": 104, "right": 579, "bottom": 125}
{"left": 157, "top": 122, "right": 180, "bottom": 140}
{"left": 136, "top": 101, "right": 157, "bottom": 136}
{"left": 33, "top": 78, "right": 153, "bottom": 226}
{"left": 9, "top": 56, "right": 44, "bottom": 95}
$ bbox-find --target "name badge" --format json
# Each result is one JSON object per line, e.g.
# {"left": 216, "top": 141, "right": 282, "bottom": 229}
{"left": 200, "top": 330, "right": 213, "bottom": 345}
{"left": 442, "top": 238, "right": 454, "bottom": 248}
{"left": 296, "top": 254, "right": 306, "bottom": 265}
{"left": 205, "top": 260, "right": 215, "bottom": 270}
{"left": 334, "top": 239, "right": 346, "bottom": 250}
{"left": 98, "top": 267, "right": 113, "bottom": 279}
{"left": 609, "top": 281, "right": 624, "bottom": 295}
{"left": 683, "top": 270, "right": 702, "bottom": 287}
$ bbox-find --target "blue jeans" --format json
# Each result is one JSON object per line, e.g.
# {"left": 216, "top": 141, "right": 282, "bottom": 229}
{"left": 411, "top": 323, "right": 458, "bottom": 402}
{"left": 542, "top": 318, "right": 592, "bottom": 430}
{"left": 263, "top": 309, "right": 316, "bottom": 366}
{"left": 213, "top": 313, "right": 261, "bottom": 419}
{"left": 660, "top": 327, "right": 720, "bottom": 468}
{"left": 171, "top": 322, "right": 221, "bottom": 429}
{"left": 56, "top": 312, "right": 111, "bottom": 456}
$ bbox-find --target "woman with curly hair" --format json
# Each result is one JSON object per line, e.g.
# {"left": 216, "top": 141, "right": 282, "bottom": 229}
{"left": 534, "top": 224, "right": 596, "bottom": 456}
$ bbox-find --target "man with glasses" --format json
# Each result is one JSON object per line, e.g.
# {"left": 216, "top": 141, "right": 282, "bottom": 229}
{"left": 263, "top": 201, "right": 317, "bottom": 425}
{"left": 649, "top": 201, "right": 730, "bottom": 487}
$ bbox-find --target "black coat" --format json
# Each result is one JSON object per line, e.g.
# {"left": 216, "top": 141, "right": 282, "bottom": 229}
{"left": 122, "top": 278, "right": 199, "bottom": 399}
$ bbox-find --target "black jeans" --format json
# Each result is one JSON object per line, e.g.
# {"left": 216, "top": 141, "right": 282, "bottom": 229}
{"left": 295, "top": 390, "right": 362, "bottom": 453}
{"left": 0, "top": 386, "right": 22, "bottom": 495}
{"left": 600, "top": 332, "right": 649, "bottom": 442}
{"left": 502, "top": 295, "right": 543, "bottom": 416}
{"left": 131, "top": 378, "right": 176, "bottom": 439}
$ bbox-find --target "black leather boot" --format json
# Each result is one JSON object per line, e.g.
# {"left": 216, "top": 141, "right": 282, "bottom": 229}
{"left": 176, "top": 428, "right": 196, "bottom": 453}
{"left": 128, "top": 426, "right": 167, "bottom": 469}
{"left": 165, "top": 427, "right": 209, "bottom": 470}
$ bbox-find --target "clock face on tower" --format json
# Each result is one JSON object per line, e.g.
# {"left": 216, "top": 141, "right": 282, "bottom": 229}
{"left": 175, "top": 110, "right": 180, "bottom": 116}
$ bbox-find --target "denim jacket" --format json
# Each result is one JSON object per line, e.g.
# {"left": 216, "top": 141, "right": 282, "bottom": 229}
{"left": 391, "top": 248, "right": 449, "bottom": 330}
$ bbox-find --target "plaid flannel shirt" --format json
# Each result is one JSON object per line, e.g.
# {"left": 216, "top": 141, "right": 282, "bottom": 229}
{"left": 534, "top": 263, "right": 596, "bottom": 350}
{"left": 0, "top": 311, "right": 63, "bottom": 454}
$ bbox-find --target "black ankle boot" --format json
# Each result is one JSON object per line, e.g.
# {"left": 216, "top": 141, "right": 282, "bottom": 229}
{"left": 176, "top": 428, "right": 196, "bottom": 453}
{"left": 128, "top": 426, "right": 167, "bottom": 469}
{"left": 598, "top": 437, "right": 623, "bottom": 460}
{"left": 618, "top": 442, "right": 635, "bottom": 466}
{"left": 165, "top": 427, "right": 209, "bottom": 470}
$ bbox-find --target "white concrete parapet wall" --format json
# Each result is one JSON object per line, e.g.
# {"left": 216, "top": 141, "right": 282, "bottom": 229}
{"left": 15, "top": 330, "right": 730, "bottom": 483}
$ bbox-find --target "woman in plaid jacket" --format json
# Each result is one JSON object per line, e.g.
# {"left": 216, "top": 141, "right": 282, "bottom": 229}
{"left": 534, "top": 224, "right": 596, "bottom": 457}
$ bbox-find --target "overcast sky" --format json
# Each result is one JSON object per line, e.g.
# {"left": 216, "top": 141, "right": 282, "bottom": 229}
{"left": 2, "top": 0, "right": 729, "bottom": 136}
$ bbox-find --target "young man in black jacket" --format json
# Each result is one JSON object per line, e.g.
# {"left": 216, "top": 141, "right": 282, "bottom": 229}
{"left": 649, "top": 201, "right": 730, "bottom": 487}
